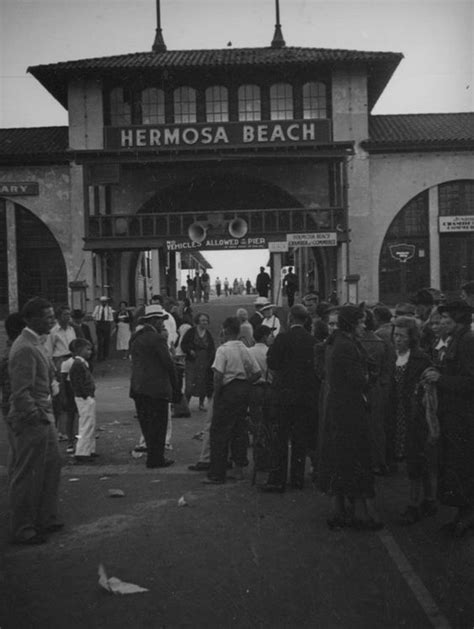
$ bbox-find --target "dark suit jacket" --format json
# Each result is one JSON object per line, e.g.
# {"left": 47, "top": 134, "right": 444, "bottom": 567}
{"left": 129, "top": 325, "right": 178, "bottom": 401}
{"left": 267, "top": 324, "right": 317, "bottom": 407}
{"left": 249, "top": 311, "right": 265, "bottom": 331}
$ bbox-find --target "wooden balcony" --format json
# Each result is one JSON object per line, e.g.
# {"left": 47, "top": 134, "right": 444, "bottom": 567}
{"left": 84, "top": 207, "right": 347, "bottom": 250}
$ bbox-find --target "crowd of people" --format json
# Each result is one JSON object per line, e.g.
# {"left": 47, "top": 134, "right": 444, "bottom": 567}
{"left": 2, "top": 279, "right": 474, "bottom": 545}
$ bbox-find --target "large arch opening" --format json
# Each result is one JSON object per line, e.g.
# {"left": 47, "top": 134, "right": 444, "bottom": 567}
{"left": 124, "top": 172, "right": 335, "bottom": 301}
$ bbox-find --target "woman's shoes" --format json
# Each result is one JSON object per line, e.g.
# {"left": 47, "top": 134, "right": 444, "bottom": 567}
{"left": 351, "top": 517, "right": 385, "bottom": 532}
{"left": 326, "top": 514, "right": 347, "bottom": 530}
{"left": 420, "top": 499, "right": 438, "bottom": 518}
{"left": 399, "top": 505, "right": 422, "bottom": 526}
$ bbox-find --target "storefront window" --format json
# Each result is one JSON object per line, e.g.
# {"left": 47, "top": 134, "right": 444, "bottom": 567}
{"left": 238, "top": 85, "right": 261, "bottom": 121}
{"left": 109, "top": 87, "right": 132, "bottom": 126}
{"left": 141, "top": 88, "right": 165, "bottom": 124}
{"left": 173, "top": 87, "right": 197, "bottom": 123}
{"left": 303, "top": 82, "right": 327, "bottom": 119}
{"left": 205, "top": 86, "right": 229, "bottom": 122}
{"left": 439, "top": 180, "right": 474, "bottom": 292}
{"left": 270, "top": 83, "right": 293, "bottom": 120}
{"left": 438, "top": 180, "right": 474, "bottom": 215}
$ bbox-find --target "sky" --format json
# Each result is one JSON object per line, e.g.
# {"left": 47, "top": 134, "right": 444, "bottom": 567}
{"left": 1, "top": 0, "right": 473, "bottom": 282}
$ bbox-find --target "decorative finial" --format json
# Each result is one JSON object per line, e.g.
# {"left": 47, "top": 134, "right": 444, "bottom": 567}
{"left": 152, "top": 0, "right": 167, "bottom": 53}
{"left": 271, "top": 0, "right": 286, "bottom": 48}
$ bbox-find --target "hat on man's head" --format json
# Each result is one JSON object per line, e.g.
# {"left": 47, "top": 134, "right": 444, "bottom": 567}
{"left": 303, "top": 292, "right": 319, "bottom": 302}
{"left": 142, "top": 305, "right": 169, "bottom": 320}
{"left": 254, "top": 296, "right": 271, "bottom": 307}
{"left": 71, "top": 309, "right": 85, "bottom": 319}
{"left": 409, "top": 289, "right": 435, "bottom": 306}
{"left": 261, "top": 303, "right": 276, "bottom": 311}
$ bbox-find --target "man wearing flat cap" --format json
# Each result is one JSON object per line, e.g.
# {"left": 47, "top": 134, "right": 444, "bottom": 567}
{"left": 129, "top": 305, "right": 180, "bottom": 469}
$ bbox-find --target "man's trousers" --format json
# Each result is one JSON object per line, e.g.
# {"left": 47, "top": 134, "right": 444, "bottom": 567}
{"left": 8, "top": 420, "right": 62, "bottom": 541}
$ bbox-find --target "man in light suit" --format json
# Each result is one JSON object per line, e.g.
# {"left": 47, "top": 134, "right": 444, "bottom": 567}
{"left": 7, "top": 297, "right": 63, "bottom": 545}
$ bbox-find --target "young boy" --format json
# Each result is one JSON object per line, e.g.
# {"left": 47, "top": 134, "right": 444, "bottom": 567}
{"left": 68, "top": 339, "right": 97, "bottom": 464}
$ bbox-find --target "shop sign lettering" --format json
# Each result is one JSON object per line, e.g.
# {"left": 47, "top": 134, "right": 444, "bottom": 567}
{"left": 166, "top": 236, "right": 267, "bottom": 251}
{"left": 439, "top": 215, "right": 474, "bottom": 233}
{"left": 287, "top": 232, "right": 337, "bottom": 247}
{"left": 0, "top": 182, "right": 39, "bottom": 195}
{"left": 104, "top": 119, "right": 331, "bottom": 151}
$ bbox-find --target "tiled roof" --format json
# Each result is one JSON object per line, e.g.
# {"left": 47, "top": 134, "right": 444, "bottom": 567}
{"left": 28, "top": 46, "right": 403, "bottom": 111}
{"left": 0, "top": 126, "right": 68, "bottom": 157}
{"left": 366, "top": 113, "right": 474, "bottom": 149}
{"left": 28, "top": 46, "right": 401, "bottom": 72}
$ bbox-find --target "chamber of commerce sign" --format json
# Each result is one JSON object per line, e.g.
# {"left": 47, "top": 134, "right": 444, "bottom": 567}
{"left": 104, "top": 119, "right": 331, "bottom": 151}
{"left": 439, "top": 215, "right": 474, "bottom": 233}
{"left": 166, "top": 236, "right": 268, "bottom": 251}
{"left": 287, "top": 232, "right": 337, "bottom": 247}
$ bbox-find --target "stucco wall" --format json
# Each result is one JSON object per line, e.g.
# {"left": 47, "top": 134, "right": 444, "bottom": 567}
{"left": 354, "top": 150, "right": 474, "bottom": 303}
{"left": 0, "top": 164, "right": 82, "bottom": 286}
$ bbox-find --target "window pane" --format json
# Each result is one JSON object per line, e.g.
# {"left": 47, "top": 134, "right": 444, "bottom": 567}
{"left": 238, "top": 84, "right": 261, "bottom": 121}
{"left": 270, "top": 83, "right": 293, "bottom": 120}
{"left": 205, "top": 86, "right": 229, "bottom": 122}
{"left": 141, "top": 88, "right": 165, "bottom": 124}
{"left": 303, "top": 82, "right": 327, "bottom": 119}
{"left": 110, "top": 87, "right": 131, "bottom": 126}
{"left": 438, "top": 180, "right": 474, "bottom": 216}
{"left": 174, "top": 87, "right": 197, "bottom": 123}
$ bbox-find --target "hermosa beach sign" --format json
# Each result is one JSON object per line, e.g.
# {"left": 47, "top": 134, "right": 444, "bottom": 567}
{"left": 104, "top": 119, "right": 331, "bottom": 151}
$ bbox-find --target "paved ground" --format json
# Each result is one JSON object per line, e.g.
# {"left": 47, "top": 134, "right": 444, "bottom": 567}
{"left": 1, "top": 295, "right": 473, "bottom": 628}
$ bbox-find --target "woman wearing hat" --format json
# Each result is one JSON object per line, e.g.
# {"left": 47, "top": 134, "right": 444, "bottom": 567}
{"left": 422, "top": 300, "right": 474, "bottom": 537}
{"left": 318, "top": 305, "right": 383, "bottom": 531}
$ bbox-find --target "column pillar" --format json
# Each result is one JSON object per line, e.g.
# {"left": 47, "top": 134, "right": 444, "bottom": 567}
{"left": 337, "top": 242, "right": 348, "bottom": 303}
{"left": 428, "top": 186, "right": 441, "bottom": 289}
{"left": 151, "top": 249, "right": 160, "bottom": 295}
{"left": 6, "top": 200, "right": 18, "bottom": 312}
{"left": 272, "top": 253, "right": 283, "bottom": 306}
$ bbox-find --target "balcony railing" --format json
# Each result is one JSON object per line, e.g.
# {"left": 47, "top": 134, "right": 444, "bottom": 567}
{"left": 86, "top": 207, "right": 346, "bottom": 241}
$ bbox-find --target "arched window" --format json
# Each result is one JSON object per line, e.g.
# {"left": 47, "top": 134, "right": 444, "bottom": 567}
{"left": 379, "top": 191, "right": 430, "bottom": 304}
{"left": 174, "top": 87, "right": 196, "bottom": 123}
{"left": 205, "top": 86, "right": 229, "bottom": 122}
{"left": 109, "top": 87, "right": 131, "bottom": 126}
{"left": 270, "top": 83, "right": 293, "bottom": 120}
{"left": 141, "top": 88, "right": 165, "bottom": 124}
{"left": 303, "top": 82, "right": 327, "bottom": 119}
{"left": 238, "top": 85, "right": 261, "bottom": 121}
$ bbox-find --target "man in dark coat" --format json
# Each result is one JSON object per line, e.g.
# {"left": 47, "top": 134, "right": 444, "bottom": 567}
{"left": 256, "top": 267, "right": 271, "bottom": 298}
{"left": 129, "top": 305, "right": 180, "bottom": 469}
{"left": 262, "top": 304, "right": 317, "bottom": 492}
{"left": 283, "top": 267, "right": 298, "bottom": 307}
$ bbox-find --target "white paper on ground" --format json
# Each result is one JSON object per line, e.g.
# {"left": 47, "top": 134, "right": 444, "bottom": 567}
{"left": 98, "top": 564, "right": 149, "bottom": 595}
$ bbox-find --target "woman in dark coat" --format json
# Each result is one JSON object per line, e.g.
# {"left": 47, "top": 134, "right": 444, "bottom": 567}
{"left": 318, "top": 305, "right": 382, "bottom": 531}
{"left": 389, "top": 316, "right": 436, "bottom": 525}
{"left": 423, "top": 300, "right": 474, "bottom": 537}
{"left": 181, "top": 312, "right": 215, "bottom": 411}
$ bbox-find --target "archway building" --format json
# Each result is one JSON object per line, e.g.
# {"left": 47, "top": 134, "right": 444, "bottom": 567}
{"left": 0, "top": 29, "right": 473, "bottom": 314}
